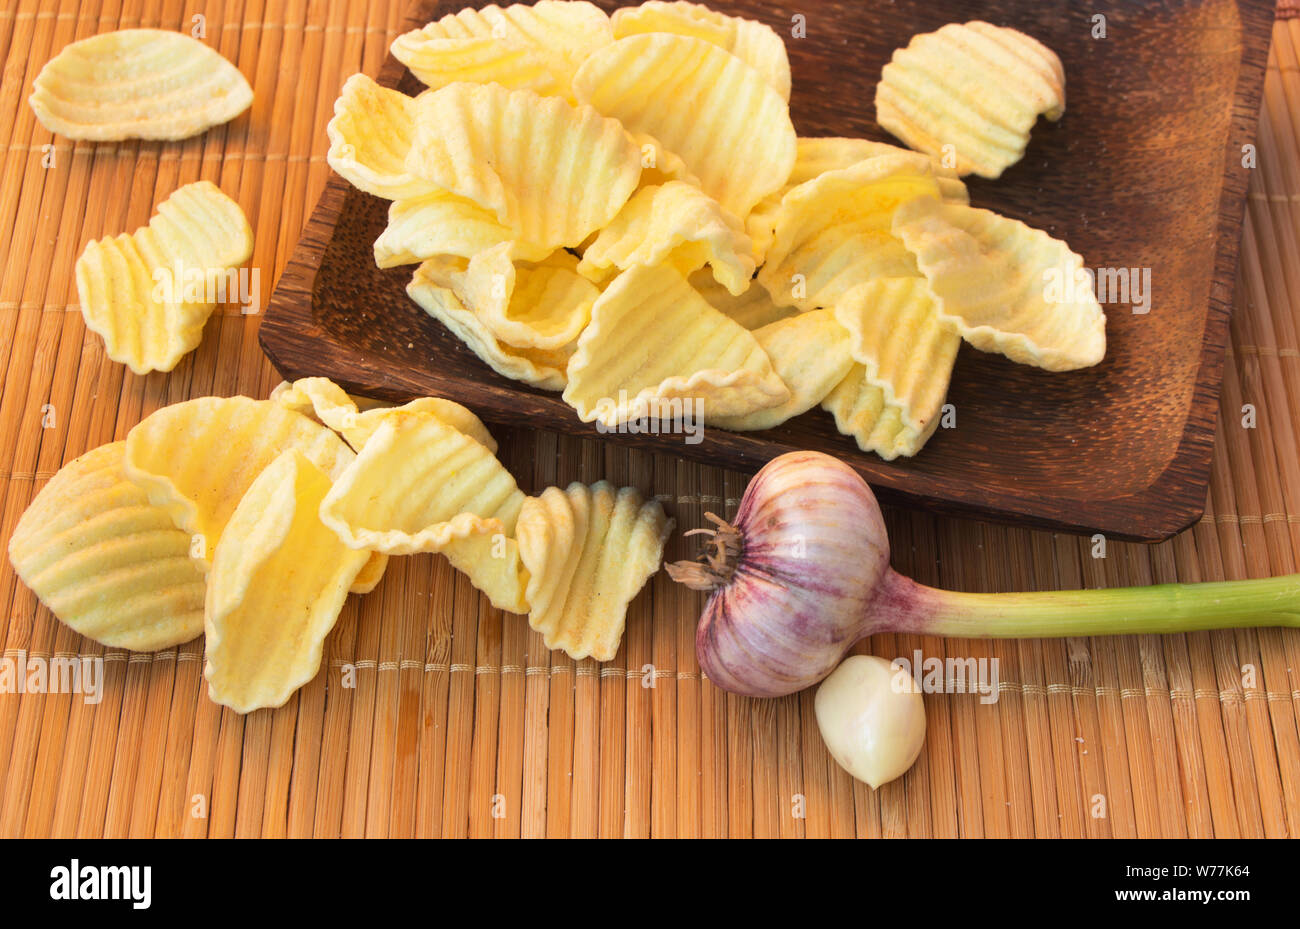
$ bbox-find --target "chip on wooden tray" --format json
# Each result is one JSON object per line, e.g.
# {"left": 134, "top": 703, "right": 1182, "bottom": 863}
{"left": 404, "top": 82, "right": 642, "bottom": 251}
{"left": 573, "top": 33, "right": 795, "bottom": 219}
{"left": 75, "top": 181, "right": 253, "bottom": 375}
{"left": 709, "top": 310, "right": 856, "bottom": 432}
{"left": 892, "top": 198, "right": 1106, "bottom": 371}
{"left": 204, "top": 450, "right": 370, "bottom": 714}
{"left": 517, "top": 481, "right": 672, "bottom": 661}
{"left": 391, "top": 0, "right": 613, "bottom": 101}
{"left": 327, "top": 74, "right": 434, "bottom": 200}
{"left": 578, "top": 182, "right": 756, "bottom": 296}
{"left": 7, "top": 443, "right": 206, "bottom": 651}
{"left": 373, "top": 191, "right": 548, "bottom": 269}
{"left": 689, "top": 269, "right": 797, "bottom": 331}
{"left": 318, "top": 411, "right": 528, "bottom": 612}
{"left": 563, "top": 264, "right": 790, "bottom": 427}
{"left": 611, "top": 0, "right": 791, "bottom": 102}
{"left": 123, "top": 396, "right": 356, "bottom": 569}
{"left": 29, "top": 29, "right": 253, "bottom": 141}
{"left": 875, "top": 20, "right": 1065, "bottom": 179}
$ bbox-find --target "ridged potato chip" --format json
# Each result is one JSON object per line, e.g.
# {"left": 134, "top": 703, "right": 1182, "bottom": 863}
{"left": 757, "top": 154, "right": 941, "bottom": 311}
{"left": 327, "top": 74, "right": 435, "bottom": 200}
{"left": 710, "top": 310, "right": 855, "bottom": 432}
{"left": 627, "top": 131, "right": 701, "bottom": 188}
{"left": 392, "top": 1, "right": 612, "bottom": 100}
{"left": 564, "top": 264, "right": 790, "bottom": 426}
{"left": 611, "top": 1, "right": 791, "bottom": 102}
{"left": 875, "top": 21, "right": 1065, "bottom": 179}
{"left": 517, "top": 481, "right": 672, "bottom": 661}
{"left": 821, "top": 367, "right": 928, "bottom": 461}
{"left": 578, "top": 182, "right": 756, "bottom": 295}
{"left": 205, "top": 450, "right": 370, "bottom": 713}
{"left": 373, "top": 191, "right": 549, "bottom": 269}
{"left": 124, "top": 396, "right": 356, "bottom": 569}
{"left": 690, "top": 269, "right": 796, "bottom": 331}
{"left": 426, "top": 243, "right": 599, "bottom": 351}
{"left": 318, "top": 411, "right": 528, "bottom": 611}
{"left": 29, "top": 29, "right": 253, "bottom": 141}
{"left": 7, "top": 443, "right": 206, "bottom": 651}
{"left": 404, "top": 82, "right": 642, "bottom": 250}
{"left": 408, "top": 258, "right": 571, "bottom": 390}
{"left": 892, "top": 198, "right": 1106, "bottom": 370}
{"left": 832, "top": 278, "right": 960, "bottom": 445}
{"left": 75, "top": 181, "right": 253, "bottom": 375}
{"left": 573, "top": 33, "right": 796, "bottom": 219}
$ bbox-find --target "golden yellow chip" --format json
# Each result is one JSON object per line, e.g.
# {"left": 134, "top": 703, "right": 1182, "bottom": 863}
{"left": 710, "top": 310, "right": 855, "bottom": 432}
{"left": 404, "top": 82, "right": 642, "bottom": 250}
{"left": 757, "top": 153, "right": 941, "bottom": 311}
{"left": 892, "top": 198, "right": 1106, "bottom": 370}
{"left": 821, "top": 369, "right": 926, "bottom": 461}
{"left": 563, "top": 264, "right": 790, "bottom": 427}
{"left": 318, "top": 411, "right": 528, "bottom": 612}
{"left": 7, "top": 443, "right": 206, "bottom": 651}
{"left": 832, "top": 278, "right": 960, "bottom": 447}
{"left": 392, "top": 0, "right": 613, "bottom": 100}
{"left": 205, "top": 450, "right": 370, "bottom": 713}
{"left": 425, "top": 243, "right": 599, "bottom": 351}
{"left": 689, "top": 269, "right": 797, "bottom": 331}
{"left": 875, "top": 21, "right": 1065, "bottom": 179}
{"left": 408, "top": 258, "right": 571, "bottom": 390}
{"left": 573, "top": 33, "right": 795, "bottom": 219}
{"left": 611, "top": 1, "right": 791, "bottom": 101}
{"left": 373, "top": 191, "right": 542, "bottom": 269}
{"left": 578, "top": 182, "right": 756, "bottom": 296}
{"left": 626, "top": 131, "right": 701, "bottom": 188}
{"left": 327, "top": 74, "right": 435, "bottom": 200}
{"left": 124, "top": 396, "right": 356, "bottom": 569}
{"left": 29, "top": 29, "right": 253, "bottom": 141}
{"left": 517, "top": 481, "right": 672, "bottom": 661}
{"left": 75, "top": 181, "right": 253, "bottom": 375}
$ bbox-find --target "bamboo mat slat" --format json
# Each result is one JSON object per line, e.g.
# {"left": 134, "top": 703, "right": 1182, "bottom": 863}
{"left": 0, "top": 1, "right": 1298, "bottom": 838}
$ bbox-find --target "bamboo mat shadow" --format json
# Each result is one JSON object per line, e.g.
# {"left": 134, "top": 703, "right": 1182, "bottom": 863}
{"left": 1, "top": 1, "right": 1298, "bottom": 838}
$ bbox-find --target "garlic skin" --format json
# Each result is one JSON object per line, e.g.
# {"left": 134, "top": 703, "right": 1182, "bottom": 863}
{"left": 815, "top": 655, "right": 926, "bottom": 789}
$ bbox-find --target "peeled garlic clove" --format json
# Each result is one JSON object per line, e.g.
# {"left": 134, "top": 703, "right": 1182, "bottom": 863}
{"left": 815, "top": 655, "right": 926, "bottom": 788}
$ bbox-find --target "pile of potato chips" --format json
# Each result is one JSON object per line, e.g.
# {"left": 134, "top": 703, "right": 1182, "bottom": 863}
{"left": 328, "top": 1, "right": 1105, "bottom": 461}
{"left": 9, "top": 381, "right": 672, "bottom": 713}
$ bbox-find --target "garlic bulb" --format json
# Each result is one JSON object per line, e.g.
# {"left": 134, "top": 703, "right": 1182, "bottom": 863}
{"left": 814, "top": 655, "right": 926, "bottom": 789}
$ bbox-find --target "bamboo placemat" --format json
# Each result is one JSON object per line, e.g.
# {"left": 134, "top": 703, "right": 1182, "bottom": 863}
{"left": 0, "top": 1, "right": 1297, "bottom": 839}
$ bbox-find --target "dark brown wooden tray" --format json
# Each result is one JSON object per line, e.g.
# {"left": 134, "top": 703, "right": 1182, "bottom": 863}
{"left": 261, "top": 0, "right": 1276, "bottom": 542}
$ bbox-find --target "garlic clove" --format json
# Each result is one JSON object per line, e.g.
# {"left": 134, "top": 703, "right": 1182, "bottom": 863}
{"left": 814, "top": 655, "right": 926, "bottom": 789}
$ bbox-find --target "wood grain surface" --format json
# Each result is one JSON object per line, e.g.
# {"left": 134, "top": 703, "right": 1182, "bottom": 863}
{"left": 262, "top": 0, "right": 1276, "bottom": 541}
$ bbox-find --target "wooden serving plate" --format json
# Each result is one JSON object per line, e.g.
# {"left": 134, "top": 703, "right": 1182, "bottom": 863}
{"left": 261, "top": 0, "right": 1276, "bottom": 542}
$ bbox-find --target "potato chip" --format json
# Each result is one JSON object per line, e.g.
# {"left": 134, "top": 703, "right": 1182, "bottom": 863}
{"left": 124, "top": 396, "right": 356, "bottom": 569}
{"left": 517, "top": 481, "right": 672, "bottom": 661}
{"left": 373, "top": 191, "right": 550, "bottom": 269}
{"left": 892, "top": 198, "right": 1106, "bottom": 370}
{"left": 689, "top": 269, "right": 796, "bottom": 331}
{"left": 424, "top": 243, "right": 599, "bottom": 351}
{"left": 205, "top": 450, "right": 370, "bottom": 713}
{"left": 269, "top": 376, "right": 498, "bottom": 454}
{"left": 318, "top": 411, "right": 528, "bottom": 611}
{"left": 626, "top": 131, "right": 701, "bottom": 188}
{"left": 7, "top": 443, "right": 206, "bottom": 651}
{"left": 821, "top": 368, "right": 928, "bottom": 461}
{"left": 75, "top": 181, "right": 253, "bottom": 374}
{"left": 611, "top": 1, "right": 790, "bottom": 100}
{"left": 29, "top": 29, "right": 253, "bottom": 141}
{"left": 563, "top": 264, "right": 789, "bottom": 426}
{"left": 709, "top": 310, "right": 855, "bottom": 432}
{"left": 404, "top": 82, "right": 642, "bottom": 250}
{"left": 392, "top": 0, "right": 612, "bottom": 100}
{"left": 757, "top": 153, "right": 941, "bottom": 311}
{"left": 832, "top": 278, "right": 960, "bottom": 444}
{"left": 746, "top": 137, "right": 968, "bottom": 262}
{"left": 327, "top": 74, "right": 435, "bottom": 200}
{"left": 578, "top": 182, "right": 756, "bottom": 295}
{"left": 573, "top": 33, "right": 795, "bottom": 219}
{"left": 408, "top": 258, "right": 571, "bottom": 390}
{"left": 875, "top": 21, "right": 1065, "bottom": 179}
